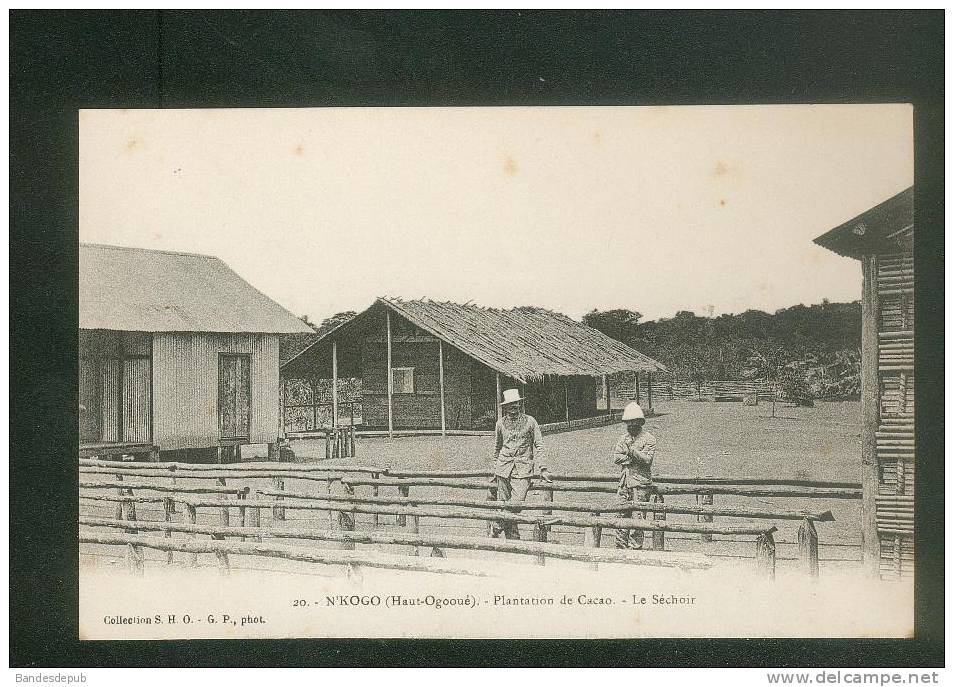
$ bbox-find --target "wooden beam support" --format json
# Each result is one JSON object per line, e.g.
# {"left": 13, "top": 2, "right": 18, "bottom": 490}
{"left": 386, "top": 310, "right": 394, "bottom": 438}
{"left": 496, "top": 372, "right": 502, "bottom": 421}
{"left": 755, "top": 530, "right": 777, "bottom": 580}
{"left": 602, "top": 374, "right": 611, "bottom": 414}
{"left": 798, "top": 518, "right": 819, "bottom": 580}
{"left": 331, "top": 341, "right": 339, "bottom": 429}
{"left": 564, "top": 378, "right": 570, "bottom": 428}
{"left": 860, "top": 254, "right": 881, "bottom": 577}
{"left": 438, "top": 340, "right": 446, "bottom": 437}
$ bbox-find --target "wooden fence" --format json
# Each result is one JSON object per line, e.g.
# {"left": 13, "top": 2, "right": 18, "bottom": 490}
{"left": 619, "top": 379, "right": 780, "bottom": 402}
{"left": 79, "top": 458, "right": 859, "bottom": 581}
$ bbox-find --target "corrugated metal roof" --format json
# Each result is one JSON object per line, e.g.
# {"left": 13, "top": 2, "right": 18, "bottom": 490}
{"left": 814, "top": 187, "right": 913, "bottom": 259}
{"left": 282, "top": 297, "right": 667, "bottom": 382}
{"left": 80, "top": 243, "right": 313, "bottom": 334}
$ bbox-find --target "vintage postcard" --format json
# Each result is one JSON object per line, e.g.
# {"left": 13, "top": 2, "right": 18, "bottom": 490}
{"left": 77, "top": 105, "right": 914, "bottom": 639}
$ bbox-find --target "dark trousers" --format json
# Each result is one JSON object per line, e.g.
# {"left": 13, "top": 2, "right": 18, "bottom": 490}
{"left": 494, "top": 475, "right": 530, "bottom": 539}
{"left": 615, "top": 485, "right": 652, "bottom": 549}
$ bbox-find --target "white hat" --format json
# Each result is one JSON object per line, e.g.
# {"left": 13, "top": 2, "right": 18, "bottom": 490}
{"left": 622, "top": 402, "right": 645, "bottom": 421}
{"left": 499, "top": 388, "right": 524, "bottom": 406}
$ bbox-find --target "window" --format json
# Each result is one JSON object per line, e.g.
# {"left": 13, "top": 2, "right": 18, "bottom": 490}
{"left": 392, "top": 367, "right": 415, "bottom": 394}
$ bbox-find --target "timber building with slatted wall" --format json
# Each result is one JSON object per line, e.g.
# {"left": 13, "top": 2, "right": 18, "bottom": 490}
{"left": 79, "top": 244, "right": 314, "bottom": 462}
{"left": 281, "top": 297, "right": 666, "bottom": 435}
{"left": 814, "top": 187, "right": 914, "bottom": 580}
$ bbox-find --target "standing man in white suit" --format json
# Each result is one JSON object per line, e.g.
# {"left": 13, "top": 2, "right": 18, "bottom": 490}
{"left": 491, "top": 388, "right": 551, "bottom": 539}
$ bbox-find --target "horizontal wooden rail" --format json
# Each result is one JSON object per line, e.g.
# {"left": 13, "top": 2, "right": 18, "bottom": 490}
{"left": 78, "top": 458, "right": 860, "bottom": 491}
{"left": 79, "top": 481, "right": 247, "bottom": 496}
{"left": 257, "top": 487, "right": 835, "bottom": 522}
{"left": 79, "top": 531, "right": 490, "bottom": 577}
{"left": 656, "top": 484, "right": 861, "bottom": 499}
{"left": 79, "top": 458, "right": 381, "bottom": 474}
{"left": 81, "top": 492, "right": 777, "bottom": 536}
{"left": 80, "top": 467, "right": 347, "bottom": 483}
{"left": 80, "top": 516, "right": 713, "bottom": 570}
{"left": 342, "top": 476, "right": 862, "bottom": 500}
{"left": 168, "top": 496, "right": 778, "bottom": 536}
{"left": 383, "top": 469, "right": 860, "bottom": 489}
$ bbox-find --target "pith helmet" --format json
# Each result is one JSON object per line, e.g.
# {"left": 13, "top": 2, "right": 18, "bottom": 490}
{"left": 500, "top": 388, "right": 524, "bottom": 406}
{"left": 622, "top": 402, "right": 645, "bottom": 421}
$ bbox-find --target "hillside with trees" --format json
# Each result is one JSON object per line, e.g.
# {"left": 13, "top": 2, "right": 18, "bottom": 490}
{"left": 583, "top": 300, "right": 862, "bottom": 401}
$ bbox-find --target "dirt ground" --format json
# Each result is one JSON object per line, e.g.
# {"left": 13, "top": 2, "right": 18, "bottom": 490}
{"left": 291, "top": 399, "right": 861, "bottom": 482}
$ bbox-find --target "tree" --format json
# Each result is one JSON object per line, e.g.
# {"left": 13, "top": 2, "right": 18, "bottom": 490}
{"left": 315, "top": 311, "right": 357, "bottom": 337}
{"left": 582, "top": 308, "right": 642, "bottom": 345}
{"left": 744, "top": 344, "right": 787, "bottom": 417}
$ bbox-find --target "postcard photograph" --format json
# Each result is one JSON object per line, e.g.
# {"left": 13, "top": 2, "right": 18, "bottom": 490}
{"left": 76, "top": 104, "right": 914, "bottom": 639}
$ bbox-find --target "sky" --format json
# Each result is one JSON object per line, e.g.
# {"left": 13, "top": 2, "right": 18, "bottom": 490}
{"left": 79, "top": 105, "right": 912, "bottom": 324}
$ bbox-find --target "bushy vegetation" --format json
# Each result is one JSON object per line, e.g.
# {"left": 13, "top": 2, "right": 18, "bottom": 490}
{"left": 584, "top": 300, "right": 862, "bottom": 400}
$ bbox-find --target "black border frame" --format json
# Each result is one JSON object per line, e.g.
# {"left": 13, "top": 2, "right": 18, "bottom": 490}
{"left": 9, "top": 9, "right": 944, "bottom": 667}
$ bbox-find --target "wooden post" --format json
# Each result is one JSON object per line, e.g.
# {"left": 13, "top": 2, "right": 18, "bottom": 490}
{"left": 407, "top": 512, "right": 420, "bottom": 557}
{"left": 564, "top": 378, "right": 570, "bottom": 428}
{"left": 279, "top": 378, "right": 285, "bottom": 440}
{"left": 185, "top": 503, "right": 198, "bottom": 568}
{"left": 534, "top": 523, "right": 548, "bottom": 566}
{"left": 651, "top": 492, "right": 666, "bottom": 551}
{"left": 386, "top": 310, "right": 394, "bottom": 438}
{"left": 798, "top": 518, "right": 819, "bottom": 580}
{"left": 325, "top": 430, "right": 331, "bottom": 460}
{"left": 338, "top": 482, "right": 355, "bottom": 551}
{"left": 699, "top": 492, "right": 714, "bottom": 542}
{"left": 397, "top": 485, "right": 409, "bottom": 526}
{"left": 486, "top": 484, "right": 497, "bottom": 536}
{"left": 325, "top": 478, "right": 336, "bottom": 528}
{"left": 238, "top": 489, "right": 247, "bottom": 541}
{"left": 860, "top": 255, "right": 881, "bottom": 578}
{"left": 126, "top": 543, "right": 144, "bottom": 576}
{"left": 215, "top": 477, "right": 229, "bottom": 538}
{"left": 584, "top": 512, "right": 602, "bottom": 570}
{"left": 214, "top": 550, "right": 231, "bottom": 576}
{"left": 114, "top": 473, "right": 124, "bottom": 520}
{"left": 537, "top": 486, "right": 553, "bottom": 566}
{"left": 163, "top": 497, "right": 175, "bottom": 565}
{"left": 542, "top": 487, "right": 553, "bottom": 515}
{"left": 272, "top": 476, "right": 285, "bottom": 521}
{"left": 602, "top": 374, "right": 611, "bottom": 417}
{"left": 371, "top": 472, "right": 380, "bottom": 529}
{"left": 349, "top": 425, "right": 356, "bottom": 456}
{"left": 438, "top": 340, "right": 447, "bottom": 437}
{"left": 635, "top": 372, "right": 641, "bottom": 405}
{"left": 247, "top": 495, "right": 261, "bottom": 543}
{"left": 755, "top": 531, "right": 777, "bottom": 580}
{"left": 122, "top": 492, "right": 143, "bottom": 573}
{"left": 647, "top": 372, "right": 653, "bottom": 412}
{"left": 332, "top": 340, "right": 339, "bottom": 429}
{"left": 496, "top": 372, "right": 502, "bottom": 421}
{"left": 310, "top": 379, "right": 318, "bottom": 433}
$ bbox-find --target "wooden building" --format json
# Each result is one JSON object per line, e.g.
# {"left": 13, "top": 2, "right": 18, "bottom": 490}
{"left": 814, "top": 187, "right": 914, "bottom": 579}
{"left": 281, "top": 297, "right": 666, "bottom": 435}
{"left": 79, "top": 243, "right": 313, "bottom": 461}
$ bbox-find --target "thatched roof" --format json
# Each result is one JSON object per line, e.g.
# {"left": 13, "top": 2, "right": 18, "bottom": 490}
{"left": 282, "top": 297, "right": 666, "bottom": 382}
{"left": 80, "top": 243, "right": 313, "bottom": 334}
{"left": 814, "top": 186, "right": 913, "bottom": 260}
